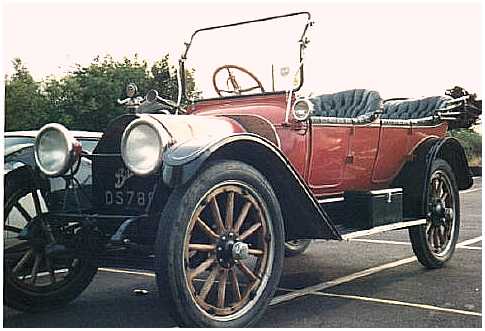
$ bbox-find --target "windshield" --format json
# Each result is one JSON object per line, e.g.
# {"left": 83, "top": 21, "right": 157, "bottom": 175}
{"left": 184, "top": 13, "right": 310, "bottom": 101}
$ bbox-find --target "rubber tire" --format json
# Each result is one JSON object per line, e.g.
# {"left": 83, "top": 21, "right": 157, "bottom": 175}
{"left": 408, "top": 159, "right": 460, "bottom": 269}
{"left": 284, "top": 240, "right": 312, "bottom": 257}
{"left": 155, "top": 160, "right": 285, "bottom": 327}
{"left": 4, "top": 171, "right": 98, "bottom": 312}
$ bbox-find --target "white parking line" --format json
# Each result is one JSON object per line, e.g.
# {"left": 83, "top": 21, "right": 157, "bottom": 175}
{"left": 461, "top": 188, "right": 481, "bottom": 194}
{"left": 350, "top": 238, "right": 411, "bottom": 246}
{"left": 99, "top": 267, "right": 155, "bottom": 277}
{"left": 310, "top": 292, "right": 481, "bottom": 317}
{"left": 457, "top": 236, "right": 482, "bottom": 247}
{"left": 350, "top": 238, "right": 482, "bottom": 251}
{"left": 458, "top": 246, "right": 482, "bottom": 250}
{"left": 270, "top": 235, "right": 482, "bottom": 306}
{"left": 99, "top": 236, "right": 482, "bottom": 317}
{"left": 270, "top": 256, "right": 418, "bottom": 305}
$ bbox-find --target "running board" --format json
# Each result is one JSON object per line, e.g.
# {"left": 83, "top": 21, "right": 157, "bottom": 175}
{"left": 341, "top": 219, "right": 426, "bottom": 240}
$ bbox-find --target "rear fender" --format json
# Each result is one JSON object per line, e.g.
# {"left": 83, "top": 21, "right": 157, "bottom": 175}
{"left": 161, "top": 133, "right": 341, "bottom": 240}
{"left": 424, "top": 136, "right": 473, "bottom": 194}
{"left": 393, "top": 136, "right": 472, "bottom": 217}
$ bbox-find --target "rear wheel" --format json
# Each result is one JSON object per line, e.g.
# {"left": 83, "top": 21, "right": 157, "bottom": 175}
{"left": 408, "top": 159, "right": 460, "bottom": 269}
{"left": 284, "top": 240, "right": 312, "bottom": 257}
{"left": 156, "top": 160, "right": 285, "bottom": 327}
{"left": 4, "top": 173, "right": 97, "bottom": 312}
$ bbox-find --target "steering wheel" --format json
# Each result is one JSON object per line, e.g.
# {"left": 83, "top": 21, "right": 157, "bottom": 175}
{"left": 212, "top": 65, "right": 265, "bottom": 97}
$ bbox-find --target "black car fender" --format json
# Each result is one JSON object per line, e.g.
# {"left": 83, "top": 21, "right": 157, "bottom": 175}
{"left": 161, "top": 133, "right": 341, "bottom": 240}
{"left": 393, "top": 136, "right": 472, "bottom": 218}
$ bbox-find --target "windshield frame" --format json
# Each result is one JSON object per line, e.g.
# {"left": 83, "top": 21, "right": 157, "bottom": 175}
{"left": 178, "top": 11, "right": 313, "bottom": 102}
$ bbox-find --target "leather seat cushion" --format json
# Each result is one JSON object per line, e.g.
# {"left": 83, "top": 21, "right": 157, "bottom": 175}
{"left": 382, "top": 96, "right": 451, "bottom": 120}
{"left": 311, "top": 89, "right": 382, "bottom": 118}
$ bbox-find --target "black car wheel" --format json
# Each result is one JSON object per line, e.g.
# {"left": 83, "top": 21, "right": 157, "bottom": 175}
{"left": 4, "top": 174, "right": 97, "bottom": 312}
{"left": 409, "top": 159, "right": 460, "bottom": 269}
{"left": 284, "top": 240, "right": 312, "bottom": 257}
{"left": 156, "top": 160, "right": 285, "bottom": 327}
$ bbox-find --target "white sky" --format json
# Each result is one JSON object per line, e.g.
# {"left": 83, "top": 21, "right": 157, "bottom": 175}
{"left": 3, "top": 1, "right": 482, "bottom": 99}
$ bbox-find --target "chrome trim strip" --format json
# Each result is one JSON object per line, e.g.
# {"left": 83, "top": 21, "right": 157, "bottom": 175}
{"left": 341, "top": 219, "right": 426, "bottom": 240}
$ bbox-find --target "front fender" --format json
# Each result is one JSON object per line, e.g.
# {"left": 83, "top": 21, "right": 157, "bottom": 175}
{"left": 161, "top": 133, "right": 341, "bottom": 240}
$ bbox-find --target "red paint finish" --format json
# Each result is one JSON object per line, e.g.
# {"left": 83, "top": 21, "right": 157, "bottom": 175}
{"left": 372, "top": 123, "right": 447, "bottom": 186}
{"left": 343, "top": 123, "right": 380, "bottom": 190}
{"left": 190, "top": 92, "right": 311, "bottom": 178}
{"left": 307, "top": 124, "right": 350, "bottom": 194}
{"left": 188, "top": 93, "right": 449, "bottom": 197}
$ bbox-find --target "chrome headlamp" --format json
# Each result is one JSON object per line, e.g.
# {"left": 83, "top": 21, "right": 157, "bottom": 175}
{"left": 34, "top": 124, "right": 81, "bottom": 177}
{"left": 121, "top": 117, "right": 170, "bottom": 176}
{"left": 292, "top": 98, "right": 313, "bottom": 121}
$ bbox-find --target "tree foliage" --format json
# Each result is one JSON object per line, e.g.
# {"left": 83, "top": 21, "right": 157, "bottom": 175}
{"left": 448, "top": 128, "right": 482, "bottom": 166}
{"left": 5, "top": 55, "right": 198, "bottom": 131}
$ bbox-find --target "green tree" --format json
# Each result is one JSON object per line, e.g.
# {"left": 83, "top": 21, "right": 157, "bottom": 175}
{"left": 448, "top": 128, "right": 482, "bottom": 166}
{"left": 5, "top": 54, "right": 199, "bottom": 132}
{"left": 5, "top": 58, "right": 48, "bottom": 131}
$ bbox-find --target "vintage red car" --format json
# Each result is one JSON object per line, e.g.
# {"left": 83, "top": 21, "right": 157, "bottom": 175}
{"left": 3, "top": 12, "right": 481, "bottom": 327}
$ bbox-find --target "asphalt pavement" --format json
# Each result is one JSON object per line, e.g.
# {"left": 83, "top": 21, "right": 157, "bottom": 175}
{"left": 3, "top": 178, "right": 481, "bottom": 327}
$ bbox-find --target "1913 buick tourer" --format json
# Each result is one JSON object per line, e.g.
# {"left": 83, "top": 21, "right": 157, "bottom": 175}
{"left": 3, "top": 12, "right": 482, "bottom": 327}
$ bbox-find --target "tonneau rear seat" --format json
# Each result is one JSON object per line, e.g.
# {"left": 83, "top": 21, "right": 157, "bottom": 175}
{"left": 382, "top": 96, "right": 452, "bottom": 120}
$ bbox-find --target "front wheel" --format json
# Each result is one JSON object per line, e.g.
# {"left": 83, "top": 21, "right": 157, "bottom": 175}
{"left": 408, "top": 159, "right": 460, "bottom": 269}
{"left": 156, "top": 160, "right": 285, "bottom": 327}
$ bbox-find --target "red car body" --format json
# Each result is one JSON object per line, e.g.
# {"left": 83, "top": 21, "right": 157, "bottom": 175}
{"left": 185, "top": 92, "right": 448, "bottom": 198}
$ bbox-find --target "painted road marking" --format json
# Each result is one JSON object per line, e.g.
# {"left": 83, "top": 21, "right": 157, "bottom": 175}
{"left": 99, "top": 267, "right": 155, "bottom": 277}
{"left": 350, "top": 238, "right": 411, "bottom": 246}
{"left": 349, "top": 238, "right": 482, "bottom": 251}
{"left": 269, "top": 256, "right": 417, "bottom": 305}
{"left": 309, "top": 292, "right": 482, "bottom": 317}
{"left": 270, "top": 235, "right": 482, "bottom": 306}
{"left": 457, "top": 236, "right": 482, "bottom": 247}
{"left": 461, "top": 188, "right": 481, "bottom": 194}
{"left": 99, "top": 235, "right": 482, "bottom": 317}
{"left": 458, "top": 246, "right": 482, "bottom": 250}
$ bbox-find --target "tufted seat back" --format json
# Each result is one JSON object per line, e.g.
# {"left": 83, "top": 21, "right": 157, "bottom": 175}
{"left": 382, "top": 96, "right": 451, "bottom": 120}
{"left": 311, "top": 89, "right": 382, "bottom": 118}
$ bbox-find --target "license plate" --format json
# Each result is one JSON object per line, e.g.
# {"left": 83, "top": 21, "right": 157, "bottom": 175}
{"left": 104, "top": 190, "right": 154, "bottom": 208}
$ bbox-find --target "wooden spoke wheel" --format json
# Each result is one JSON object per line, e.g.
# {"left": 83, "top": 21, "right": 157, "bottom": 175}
{"left": 409, "top": 159, "right": 460, "bottom": 269}
{"left": 3, "top": 175, "right": 97, "bottom": 312}
{"left": 184, "top": 183, "right": 271, "bottom": 317}
{"left": 156, "top": 160, "right": 285, "bottom": 327}
{"left": 425, "top": 170, "right": 456, "bottom": 257}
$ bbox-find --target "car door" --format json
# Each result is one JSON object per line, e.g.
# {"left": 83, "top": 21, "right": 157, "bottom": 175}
{"left": 341, "top": 122, "right": 380, "bottom": 190}
{"left": 307, "top": 119, "right": 350, "bottom": 196}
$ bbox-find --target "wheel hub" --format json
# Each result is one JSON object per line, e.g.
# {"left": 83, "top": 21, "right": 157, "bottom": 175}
{"left": 430, "top": 199, "right": 447, "bottom": 226}
{"left": 216, "top": 232, "right": 250, "bottom": 268}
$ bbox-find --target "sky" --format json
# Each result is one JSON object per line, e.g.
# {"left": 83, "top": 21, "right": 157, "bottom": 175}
{"left": 3, "top": 1, "right": 482, "bottom": 99}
